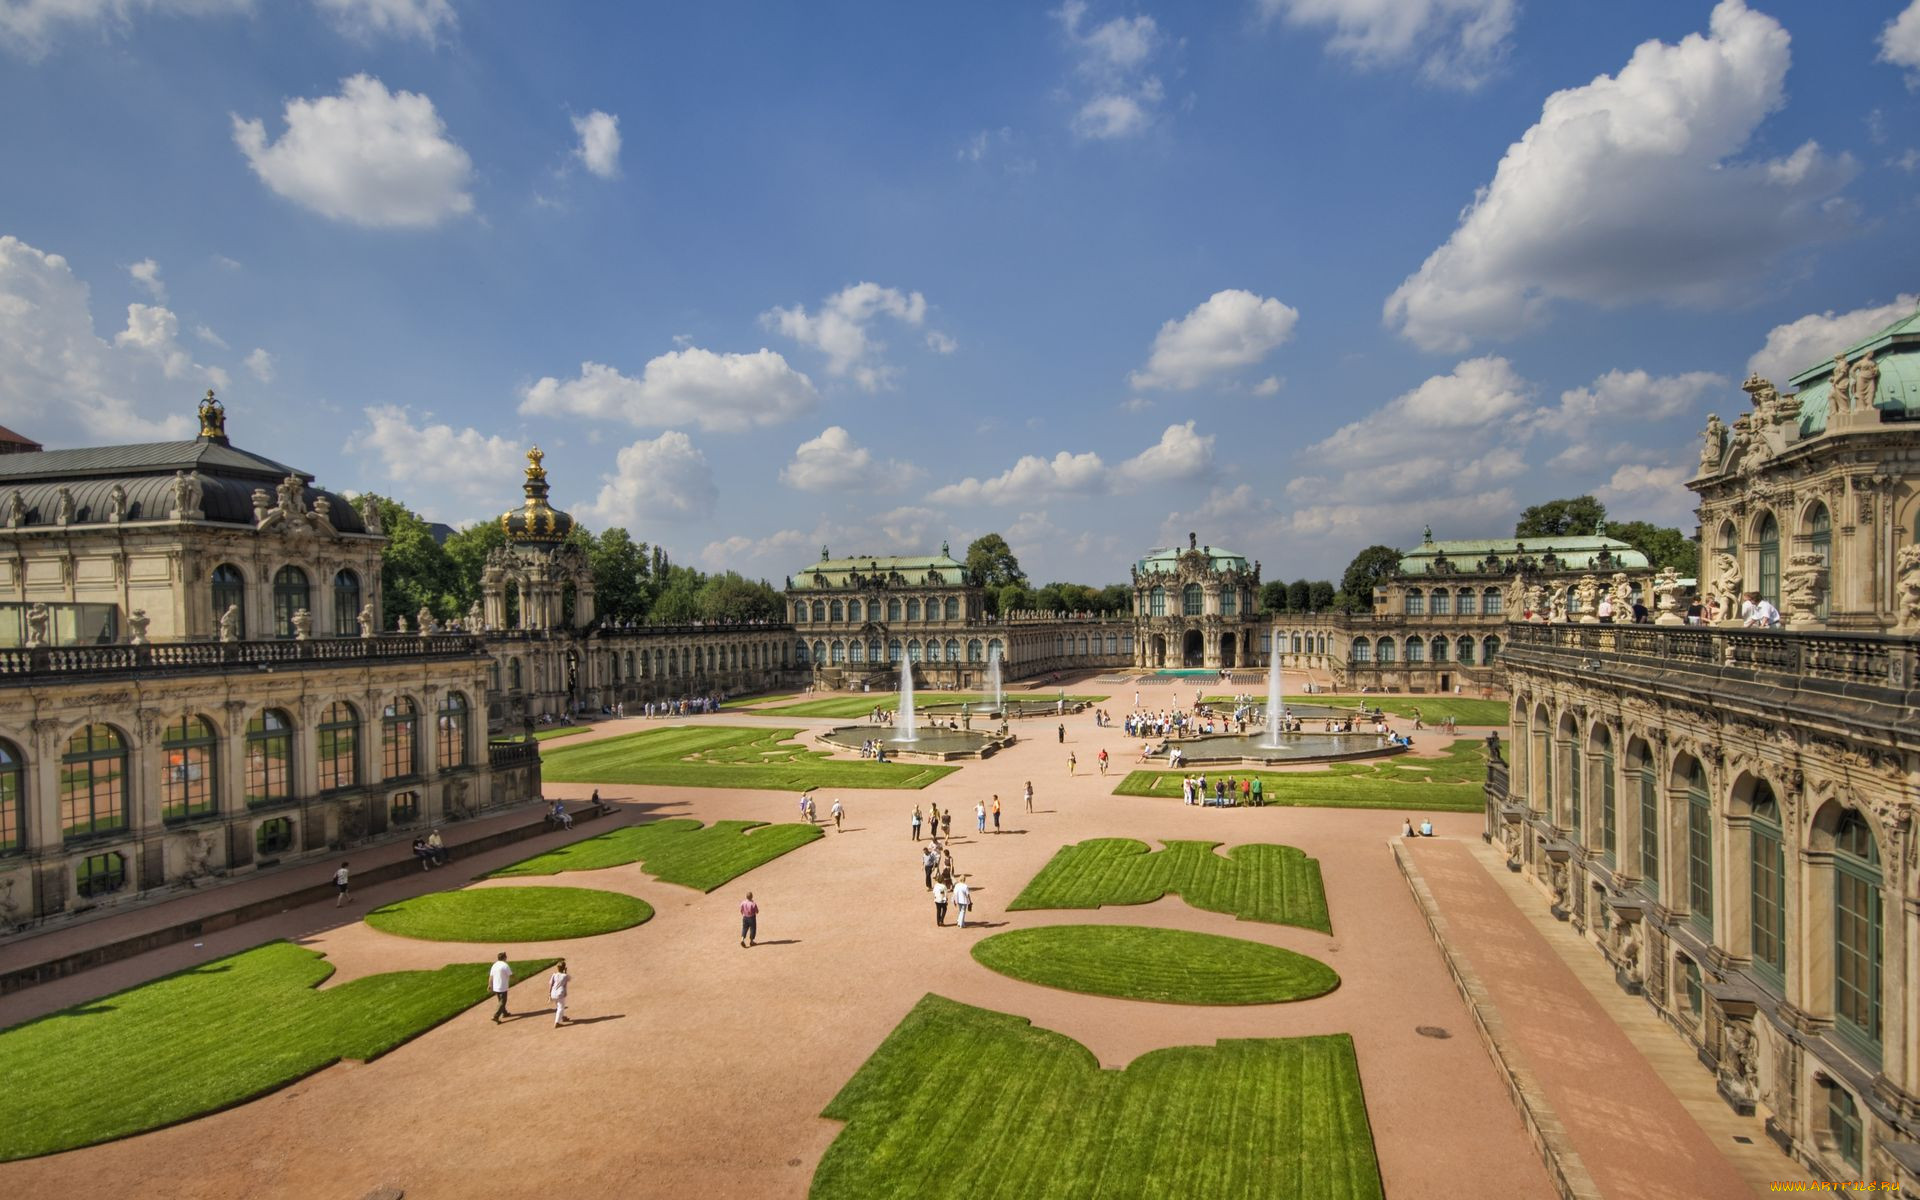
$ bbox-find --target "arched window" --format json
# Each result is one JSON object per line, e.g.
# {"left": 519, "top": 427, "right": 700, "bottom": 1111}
{"left": 907, "top": 639, "right": 923, "bottom": 662}
{"left": 792, "top": 603, "right": 806, "bottom": 624}
{"left": 332, "top": 570, "right": 361, "bottom": 636}
{"left": 967, "top": 639, "right": 983, "bottom": 662}
{"left": 1456, "top": 589, "right": 1475, "bottom": 615}
{"left": 1431, "top": 590, "right": 1451, "bottom": 616}
{"left": 1351, "top": 637, "right": 1371, "bottom": 664}
{"left": 1686, "top": 761, "right": 1712, "bottom": 934}
{"left": 887, "top": 598, "right": 902, "bottom": 622}
{"left": 1182, "top": 585, "right": 1203, "bottom": 616}
{"left": 831, "top": 640, "right": 846, "bottom": 664}
{"left": 625, "top": 651, "right": 635, "bottom": 679}
{"left": 795, "top": 640, "right": 810, "bottom": 665}
{"left": 1532, "top": 711, "right": 1551, "bottom": 813}
{"left": 1291, "top": 633, "right": 1302, "bottom": 654}
{"left": 987, "top": 638, "right": 1003, "bottom": 662}
{"left": 907, "top": 599, "right": 921, "bottom": 622}
{"left": 256, "top": 817, "right": 295, "bottom": 856}
{"left": 62, "top": 725, "right": 128, "bottom": 839}
{"left": 0, "top": 739, "right": 21, "bottom": 855}
{"left": 1829, "top": 1087, "right": 1863, "bottom": 1174}
{"left": 1596, "top": 728, "right": 1616, "bottom": 861}
{"left": 76, "top": 851, "right": 126, "bottom": 898}
{"left": 829, "top": 600, "right": 843, "bottom": 623}
{"left": 272, "top": 566, "right": 310, "bottom": 639}
{"left": 1834, "top": 811, "right": 1883, "bottom": 1051}
{"left": 1563, "top": 721, "right": 1581, "bottom": 839}
{"left": 1482, "top": 586, "right": 1502, "bottom": 615}
{"left": 1220, "top": 590, "right": 1237, "bottom": 616}
{"left": 847, "top": 600, "right": 862, "bottom": 623}
{"left": 1636, "top": 743, "right": 1658, "bottom": 898}
{"left": 1749, "top": 782, "right": 1785, "bottom": 982}
{"left": 319, "top": 701, "right": 359, "bottom": 791}
{"left": 1376, "top": 637, "right": 1396, "bottom": 664}
{"left": 439, "top": 693, "right": 469, "bottom": 769}
{"left": 1481, "top": 636, "right": 1499, "bottom": 665}
{"left": 162, "top": 716, "right": 218, "bottom": 821}
{"left": 1512, "top": 709, "right": 1529, "bottom": 799}
{"left": 383, "top": 698, "right": 419, "bottom": 780}
{"left": 211, "top": 563, "right": 246, "bottom": 639}
{"left": 946, "top": 638, "right": 960, "bottom": 661}
{"left": 1431, "top": 637, "right": 1449, "bottom": 664}
{"left": 1808, "top": 503, "right": 1832, "bottom": 619}
{"left": 887, "top": 639, "right": 902, "bottom": 663}
{"left": 1406, "top": 636, "right": 1426, "bottom": 663}
{"left": 849, "top": 640, "right": 865, "bottom": 664}
{"left": 509, "top": 658, "right": 523, "bottom": 690}
{"left": 811, "top": 600, "right": 826, "bottom": 622}
{"left": 1405, "top": 588, "right": 1424, "bottom": 616}
{"left": 1455, "top": 636, "right": 1475, "bottom": 665}
{"left": 811, "top": 640, "right": 825, "bottom": 665}
{"left": 1149, "top": 587, "right": 1166, "bottom": 617}
{"left": 1756, "top": 512, "right": 1780, "bottom": 608}
{"left": 945, "top": 597, "right": 960, "bottom": 621}
{"left": 245, "top": 709, "right": 293, "bottom": 807}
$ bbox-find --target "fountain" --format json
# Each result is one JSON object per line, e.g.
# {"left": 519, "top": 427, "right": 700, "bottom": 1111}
{"left": 987, "top": 645, "right": 1004, "bottom": 714}
{"left": 896, "top": 656, "right": 919, "bottom": 742}
{"left": 1263, "top": 649, "right": 1284, "bottom": 748}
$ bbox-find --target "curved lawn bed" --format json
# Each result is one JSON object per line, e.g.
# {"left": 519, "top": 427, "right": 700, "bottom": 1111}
{"left": 971, "top": 924, "right": 1338, "bottom": 1005}
{"left": 366, "top": 886, "right": 652, "bottom": 942}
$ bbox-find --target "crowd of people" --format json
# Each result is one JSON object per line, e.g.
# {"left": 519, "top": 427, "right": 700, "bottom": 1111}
{"left": 1180, "top": 773, "right": 1266, "bottom": 807}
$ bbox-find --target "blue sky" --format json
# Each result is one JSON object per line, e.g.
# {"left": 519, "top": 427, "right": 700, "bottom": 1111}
{"left": 1, "top": 0, "right": 1917, "bottom": 583}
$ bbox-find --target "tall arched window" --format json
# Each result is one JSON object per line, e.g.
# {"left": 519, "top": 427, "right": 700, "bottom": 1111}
{"left": 438, "top": 693, "right": 469, "bottom": 769}
{"left": 829, "top": 600, "right": 843, "bottom": 623}
{"left": 945, "top": 597, "right": 960, "bottom": 621}
{"left": 0, "top": 739, "right": 23, "bottom": 855}
{"left": 1406, "top": 636, "right": 1425, "bottom": 663}
{"left": 849, "top": 640, "right": 866, "bottom": 664}
{"left": 847, "top": 600, "right": 862, "bottom": 623}
{"left": 272, "top": 566, "right": 310, "bottom": 639}
{"left": 332, "top": 569, "right": 361, "bottom": 636}
{"left": 967, "top": 639, "right": 983, "bottom": 662}
{"left": 810, "top": 640, "right": 825, "bottom": 665}
{"left": 1376, "top": 637, "right": 1396, "bottom": 664}
{"left": 1351, "top": 637, "right": 1371, "bottom": 664}
{"left": 1637, "top": 744, "right": 1659, "bottom": 897}
{"left": 1829, "top": 1087, "right": 1863, "bottom": 1174}
{"left": 831, "top": 640, "right": 846, "bottom": 664}
{"left": 1834, "top": 811, "right": 1883, "bottom": 1052}
{"left": 62, "top": 725, "right": 128, "bottom": 839}
{"left": 1482, "top": 636, "right": 1500, "bottom": 666}
{"left": 946, "top": 638, "right": 960, "bottom": 661}
{"left": 1564, "top": 722, "right": 1581, "bottom": 839}
{"left": 1756, "top": 513, "right": 1780, "bottom": 608}
{"left": 162, "top": 716, "right": 218, "bottom": 821}
{"left": 907, "top": 639, "right": 922, "bottom": 662}
{"left": 1182, "top": 585, "right": 1203, "bottom": 616}
{"left": 811, "top": 600, "right": 826, "bottom": 622}
{"left": 508, "top": 658, "right": 523, "bottom": 690}
{"left": 245, "top": 709, "right": 293, "bottom": 807}
{"left": 1220, "top": 589, "right": 1237, "bottom": 616}
{"left": 1686, "top": 761, "right": 1713, "bottom": 934}
{"left": 887, "top": 639, "right": 902, "bottom": 663}
{"left": 384, "top": 698, "right": 419, "bottom": 780}
{"left": 211, "top": 564, "right": 246, "bottom": 639}
{"left": 1456, "top": 589, "right": 1475, "bottom": 615}
{"left": 1431, "top": 637, "right": 1449, "bottom": 664}
{"left": 1149, "top": 587, "right": 1166, "bottom": 616}
{"left": 1749, "top": 782, "right": 1785, "bottom": 983}
{"left": 1597, "top": 728, "right": 1616, "bottom": 861}
{"left": 1532, "top": 710, "right": 1551, "bottom": 813}
{"left": 795, "top": 640, "right": 810, "bottom": 665}
{"left": 1456, "top": 636, "right": 1475, "bottom": 665}
{"left": 1808, "top": 503, "right": 1832, "bottom": 620}
{"left": 1405, "top": 588, "right": 1424, "bottom": 615}
{"left": 319, "top": 701, "right": 359, "bottom": 791}
{"left": 907, "top": 599, "right": 921, "bottom": 621}
{"left": 1482, "top": 586, "right": 1502, "bottom": 614}
{"left": 1431, "top": 590, "right": 1451, "bottom": 615}
{"left": 887, "top": 598, "right": 902, "bottom": 622}
{"left": 987, "top": 638, "right": 1003, "bottom": 662}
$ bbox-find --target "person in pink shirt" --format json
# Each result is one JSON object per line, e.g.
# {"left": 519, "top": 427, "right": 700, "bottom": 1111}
{"left": 739, "top": 891, "right": 759, "bottom": 948}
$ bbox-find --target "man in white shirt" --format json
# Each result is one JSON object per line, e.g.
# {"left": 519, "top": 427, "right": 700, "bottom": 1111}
{"left": 488, "top": 953, "right": 513, "bottom": 1022}
{"left": 932, "top": 879, "right": 949, "bottom": 926}
{"left": 954, "top": 879, "right": 972, "bottom": 928}
{"left": 1741, "top": 591, "right": 1781, "bottom": 628}
{"left": 548, "top": 960, "right": 571, "bottom": 1026}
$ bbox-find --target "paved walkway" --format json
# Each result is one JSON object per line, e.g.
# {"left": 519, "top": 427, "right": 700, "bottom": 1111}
{"left": 1405, "top": 836, "right": 1792, "bottom": 1198}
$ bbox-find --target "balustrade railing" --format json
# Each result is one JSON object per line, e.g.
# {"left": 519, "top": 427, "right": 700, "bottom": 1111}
{"left": 0, "top": 634, "right": 487, "bottom": 683}
{"left": 1503, "top": 621, "right": 1916, "bottom": 694}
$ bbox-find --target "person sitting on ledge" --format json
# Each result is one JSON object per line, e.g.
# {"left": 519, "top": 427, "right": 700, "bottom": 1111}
{"left": 1419, "top": 818, "right": 1434, "bottom": 837}
{"left": 1401, "top": 818, "right": 1415, "bottom": 838}
{"left": 427, "top": 828, "right": 448, "bottom": 865}
{"left": 550, "top": 799, "right": 573, "bottom": 830}
{"left": 412, "top": 837, "right": 435, "bottom": 870}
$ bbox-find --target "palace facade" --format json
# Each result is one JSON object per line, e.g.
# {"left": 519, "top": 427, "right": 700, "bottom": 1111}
{"left": 1129, "top": 535, "right": 1266, "bottom": 670}
{"left": 1491, "top": 304, "right": 1920, "bottom": 1186}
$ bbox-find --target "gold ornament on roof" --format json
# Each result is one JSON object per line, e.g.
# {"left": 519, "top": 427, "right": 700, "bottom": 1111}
{"left": 500, "top": 444, "right": 574, "bottom": 545}
{"left": 197, "top": 389, "right": 228, "bottom": 442}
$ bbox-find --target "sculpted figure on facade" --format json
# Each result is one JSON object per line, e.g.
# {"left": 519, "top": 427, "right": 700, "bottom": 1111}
{"left": 1574, "top": 574, "right": 1600, "bottom": 622}
{"left": 251, "top": 487, "right": 274, "bottom": 527}
{"left": 1721, "top": 1021, "right": 1758, "bottom": 1103}
{"left": 291, "top": 608, "right": 312, "bottom": 641}
{"left": 358, "top": 492, "right": 383, "bottom": 534}
{"left": 468, "top": 600, "right": 484, "bottom": 631}
{"left": 52, "top": 486, "right": 73, "bottom": 525}
{"left": 1711, "top": 551, "right": 1742, "bottom": 619}
{"left": 24, "top": 602, "right": 49, "bottom": 648}
{"left": 106, "top": 483, "right": 127, "bottom": 522}
{"left": 1546, "top": 588, "right": 1566, "bottom": 624}
{"left": 127, "top": 608, "right": 150, "bottom": 645}
{"left": 1781, "top": 553, "right": 1827, "bottom": 627}
{"left": 395, "top": 614, "right": 409, "bottom": 634}
{"left": 1851, "top": 349, "right": 1880, "bottom": 412}
{"left": 218, "top": 604, "right": 240, "bottom": 643}
{"left": 4, "top": 490, "right": 22, "bottom": 529}
{"left": 1652, "top": 566, "right": 1684, "bottom": 624}
{"left": 1830, "top": 354, "right": 1852, "bottom": 413}
{"left": 170, "top": 470, "right": 203, "bottom": 519}
{"left": 1609, "top": 572, "right": 1633, "bottom": 617}
{"left": 357, "top": 601, "right": 376, "bottom": 638}
{"left": 1897, "top": 545, "right": 1920, "bottom": 633}
{"left": 1504, "top": 572, "right": 1528, "bottom": 619}
{"left": 1699, "top": 413, "right": 1726, "bottom": 472}
{"left": 416, "top": 605, "right": 436, "bottom": 635}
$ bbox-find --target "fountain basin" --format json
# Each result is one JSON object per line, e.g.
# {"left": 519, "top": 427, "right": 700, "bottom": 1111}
{"left": 1152, "top": 733, "right": 1406, "bottom": 766}
{"left": 917, "top": 699, "right": 1087, "bottom": 721}
{"left": 819, "top": 726, "right": 1008, "bottom": 761}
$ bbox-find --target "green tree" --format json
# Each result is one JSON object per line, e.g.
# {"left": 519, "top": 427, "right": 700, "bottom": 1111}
{"left": 996, "top": 582, "right": 1035, "bottom": 614}
{"left": 441, "top": 520, "right": 506, "bottom": 614}
{"left": 699, "top": 572, "right": 782, "bottom": 622}
{"left": 1515, "top": 495, "right": 1607, "bottom": 539}
{"left": 966, "top": 534, "right": 1027, "bottom": 612}
{"left": 1606, "top": 520, "right": 1700, "bottom": 577}
{"left": 648, "top": 565, "right": 703, "bottom": 623}
{"left": 370, "top": 495, "right": 465, "bottom": 626}
{"left": 1286, "top": 578, "right": 1312, "bottom": 612}
{"left": 589, "top": 528, "right": 652, "bottom": 622}
{"left": 1094, "top": 584, "right": 1132, "bottom": 614}
{"left": 1307, "top": 580, "right": 1336, "bottom": 611}
{"left": 1337, "top": 545, "right": 1402, "bottom": 612}
{"left": 1259, "top": 580, "right": 1290, "bottom": 613}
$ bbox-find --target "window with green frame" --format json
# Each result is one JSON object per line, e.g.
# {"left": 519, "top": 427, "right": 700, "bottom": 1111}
{"left": 438, "top": 693, "right": 469, "bottom": 769}
{"left": 272, "top": 565, "right": 310, "bottom": 640}
{"left": 390, "top": 790, "right": 421, "bottom": 825}
{"left": 383, "top": 697, "right": 418, "bottom": 780}
{"left": 1638, "top": 752, "right": 1659, "bottom": 898}
{"left": 1565, "top": 729, "right": 1581, "bottom": 841}
{"left": 1535, "top": 725, "right": 1551, "bottom": 813}
{"left": 1834, "top": 811, "right": 1883, "bottom": 1054}
{"left": 1808, "top": 504, "right": 1831, "bottom": 620}
{"left": 1686, "top": 762, "right": 1712, "bottom": 934}
{"left": 1182, "top": 584, "right": 1203, "bottom": 616}
{"left": 1598, "top": 729, "right": 1616, "bottom": 861}
{"left": 0, "top": 738, "right": 22, "bottom": 855}
{"left": 1828, "top": 1085, "right": 1862, "bottom": 1173}
{"left": 1756, "top": 513, "right": 1780, "bottom": 609}
{"left": 76, "top": 850, "right": 126, "bottom": 898}
{"left": 1749, "top": 784, "right": 1785, "bottom": 983}
{"left": 162, "top": 715, "right": 218, "bottom": 821}
{"left": 1679, "top": 954, "right": 1704, "bottom": 1021}
{"left": 61, "top": 724, "right": 128, "bottom": 840}
{"left": 1512, "top": 713, "right": 1528, "bottom": 798}
{"left": 255, "top": 817, "right": 294, "bottom": 856}
{"left": 244, "top": 709, "right": 293, "bottom": 807}
{"left": 318, "top": 701, "right": 358, "bottom": 791}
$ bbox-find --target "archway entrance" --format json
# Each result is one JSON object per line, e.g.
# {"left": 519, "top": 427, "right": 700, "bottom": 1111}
{"left": 1182, "top": 629, "right": 1204, "bottom": 668}
{"left": 1219, "top": 632, "right": 1237, "bottom": 668}
{"left": 1150, "top": 634, "right": 1167, "bottom": 668}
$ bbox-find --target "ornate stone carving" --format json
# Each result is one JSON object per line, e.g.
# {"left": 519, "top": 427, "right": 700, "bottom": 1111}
{"left": 358, "top": 493, "right": 383, "bottom": 534}
{"left": 1652, "top": 567, "right": 1684, "bottom": 624}
{"left": 1700, "top": 413, "right": 1726, "bottom": 471}
{"left": 357, "top": 602, "right": 376, "bottom": 639}
{"left": 1609, "top": 572, "right": 1633, "bottom": 617}
{"left": 3, "top": 490, "right": 21, "bottom": 528}
{"left": 1722, "top": 1021, "right": 1758, "bottom": 1103}
{"left": 170, "top": 470, "right": 203, "bottom": 520}
{"left": 1781, "top": 553, "right": 1827, "bottom": 628}
{"left": 1711, "top": 550, "right": 1742, "bottom": 619}
{"left": 24, "top": 602, "right": 48, "bottom": 647}
{"left": 217, "top": 604, "right": 240, "bottom": 643}
{"left": 52, "top": 486, "right": 74, "bottom": 525}
{"left": 291, "top": 608, "right": 311, "bottom": 641}
{"left": 1897, "top": 545, "right": 1920, "bottom": 633}
{"left": 1830, "top": 354, "right": 1852, "bottom": 414}
{"left": 467, "top": 600, "right": 483, "bottom": 631}
{"left": 1574, "top": 574, "right": 1600, "bottom": 622}
{"left": 1851, "top": 349, "right": 1879, "bottom": 412}
{"left": 395, "top": 614, "right": 409, "bottom": 634}
{"left": 105, "top": 483, "right": 127, "bottom": 522}
{"left": 126, "top": 608, "right": 150, "bottom": 645}
{"left": 416, "top": 605, "right": 435, "bottom": 634}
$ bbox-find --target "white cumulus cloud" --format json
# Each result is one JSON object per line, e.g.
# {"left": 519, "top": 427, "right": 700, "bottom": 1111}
{"left": 571, "top": 110, "right": 621, "bottom": 179}
{"left": 929, "top": 423, "right": 1215, "bottom": 505}
{"left": 580, "top": 431, "right": 718, "bottom": 527}
{"left": 1537, "top": 369, "right": 1725, "bottom": 434}
{"left": 1594, "top": 461, "right": 1698, "bottom": 526}
{"left": 1313, "top": 356, "right": 1533, "bottom": 465}
{"left": 779, "top": 426, "right": 920, "bottom": 492}
{"left": 1746, "top": 294, "right": 1920, "bottom": 382}
{"left": 1130, "top": 289, "right": 1299, "bottom": 390}
{"left": 348, "top": 404, "right": 523, "bottom": 517}
{"left": 1259, "top": 0, "right": 1517, "bottom": 89}
{"left": 0, "top": 0, "right": 247, "bottom": 59}
{"left": 313, "top": 0, "right": 454, "bottom": 42}
{"left": 521, "top": 346, "right": 816, "bottom": 432}
{"left": 127, "top": 257, "right": 165, "bottom": 300}
{"left": 1882, "top": 1, "right": 1920, "bottom": 81}
{"left": 1057, "top": 0, "right": 1168, "bottom": 140}
{"left": 233, "top": 74, "right": 475, "bottom": 229}
{"left": 761, "top": 282, "right": 948, "bottom": 390}
{"left": 1384, "top": 0, "right": 1855, "bottom": 352}
{"left": 1114, "top": 421, "right": 1215, "bottom": 485}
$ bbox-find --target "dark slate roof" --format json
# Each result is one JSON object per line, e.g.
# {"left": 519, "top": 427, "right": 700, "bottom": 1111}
{"left": 0, "top": 439, "right": 301, "bottom": 482}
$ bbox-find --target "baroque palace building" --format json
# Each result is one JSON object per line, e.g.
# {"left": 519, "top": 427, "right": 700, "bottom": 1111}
{"left": 1271, "top": 530, "right": 1655, "bottom": 694}
{"left": 1493, "top": 304, "right": 1920, "bottom": 1186}
{"left": 0, "top": 394, "right": 534, "bottom": 929}
{"left": 1129, "top": 534, "right": 1266, "bottom": 669}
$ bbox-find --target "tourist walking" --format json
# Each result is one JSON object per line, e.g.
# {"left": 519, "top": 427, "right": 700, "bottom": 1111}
{"left": 941, "top": 809, "right": 952, "bottom": 839}
{"left": 911, "top": 806, "right": 923, "bottom": 840}
{"left": 975, "top": 801, "right": 986, "bottom": 833}
{"left": 799, "top": 792, "right": 811, "bottom": 823}
{"left": 489, "top": 952, "right": 512, "bottom": 1022}
{"left": 740, "top": 891, "right": 759, "bottom": 948}
{"left": 1067, "top": 751, "right": 1076, "bottom": 776}
{"left": 549, "top": 960, "right": 572, "bottom": 1026}
{"left": 933, "top": 879, "right": 949, "bottom": 926}
{"left": 922, "top": 844, "right": 937, "bottom": 890}
{"left": 1098, "top": 748, "right": 1108, "bottom": 776}
{"left": 831, "top": 798, "right": 844, "bottom": 832}
{"left": 333, "top": 861, "right": 352, "bottom": 907}
{"left": 1057, "top": 723, "right": 1065, "bottom": 743}
{"left": 991, "top": 795, "right": 1001, "bottom": 832}
{"left": 1024, "top": 781, "right": 1033, "bottom": 813}
{"left": 955, "top": 878, "right": 972, "bottom": 928}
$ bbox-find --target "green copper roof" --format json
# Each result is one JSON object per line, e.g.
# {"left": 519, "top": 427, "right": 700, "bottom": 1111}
{"left": 1398, "top": 535, "right": 1648, "bottom": 576}
{"left": 1135, "top": 543, "right": 1250, "bottom": 574}
{"left": 1789, "top": 303, "right": 1920, "bottom": 436}
{"left": 789, "top": 550, "right": 968, "bottom": 591}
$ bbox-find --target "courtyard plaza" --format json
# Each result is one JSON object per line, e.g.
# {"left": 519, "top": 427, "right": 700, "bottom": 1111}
{"left": 0, "top": 678, "right": 1796, "bottom": 1198}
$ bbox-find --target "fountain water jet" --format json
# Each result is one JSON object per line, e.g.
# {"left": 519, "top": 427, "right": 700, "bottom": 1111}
{"left": 896, "top": 656, "right": 919, "bottom": 742}
{"left": 987, "top": 646, "right": 1004, "bottom": 714}
{"left": 1263, "top": 647, "right": 1284, "bottom": 749}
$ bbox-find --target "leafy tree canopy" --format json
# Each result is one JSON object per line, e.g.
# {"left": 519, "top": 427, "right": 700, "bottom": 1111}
{"left": 1606, "top": 519, "right": 1699, "bottom": 577}
{"left": 966, "top": 534, "right": 1027, "bottom": 611}
{"left": 1515, "top": 495, "right": 1607, "bottom": 539}
{"left": 1259, "top": 580, "right": 1290, "bottom": 613}
{"left": 1337, "top": 545, "right": 1402, "bottom": 612}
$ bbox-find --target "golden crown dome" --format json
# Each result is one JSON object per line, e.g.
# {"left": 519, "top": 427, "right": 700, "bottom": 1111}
{"left": 499, "top": 446, "right": 575, "bottom": 545}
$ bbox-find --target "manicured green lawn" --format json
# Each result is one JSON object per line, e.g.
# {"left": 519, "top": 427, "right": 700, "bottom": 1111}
{"left": 1008, "top": 838, "right": 1330, "bottom": 933}
{"left": 971, "top": 925, "right": 1338, "bottom": 1005}
{"left": 538, "top": 725, "right": 957, "bottom": 789}
{"left": 812, "top": 994, "right": 1383, "bottom": 1199}
{"left": 729, "top": 692, "right": 1109, "bottom": 718}
{"left": 365, "top": 885, "right": 652, "bottom": 942}
{"left": 1113, "top": 737, "right": 1488, "bottom": 813}
{"left": 489, "top": 817, "right": 823, "bottom": 891}
{"left": 533, "top": 725, "right": 591, "bottom": 741}
{"left": 0, "top": 942, "right": 553, "bottom": 1162}
{"left": 1202, "top": 693, "right": 1509, "bottom": 726}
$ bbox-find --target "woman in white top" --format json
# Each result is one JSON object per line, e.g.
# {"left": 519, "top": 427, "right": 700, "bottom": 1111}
{"left": 549, "top": 960, "right": 572, "bottom": 1026}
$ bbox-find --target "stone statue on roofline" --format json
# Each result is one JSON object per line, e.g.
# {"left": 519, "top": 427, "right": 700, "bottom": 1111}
{"left": 291, "top": 608, "right": 312, "bottom": 641}
{"left": 106, "top": 483, "right": 127, "bottom": 522}
{"left": 3, "top": 490, "right": 22, "bottom": 529}
{"left": 1699, "top": 414, "right": 1726, "bottom": 472}
{"left": 358, "top": 602, "right": 376, "bottom": 638}
{"left": 24, "top": 603, "right": 49, "bottom": 648}
{"left": 127, "top": 609, "right": 150, "bottom": 645}
{"left": 218, "top": 604, "right": 240, "bottom": 643}
{"left": 358, "top": 493, "right": 383, "bottom": 535}
{"left": 171, "top": 471, "right": 203, "bottom": 519}
{"left": 1851, "top": 349, "right": 1880, "bottom": 412}
{"left": 1830, "top": 354, "right": 1852, "bottom": 414}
